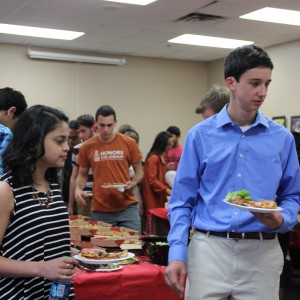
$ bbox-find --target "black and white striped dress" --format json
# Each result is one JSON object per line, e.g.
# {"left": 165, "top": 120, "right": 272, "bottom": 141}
{"left": 0, "top": 173, "right": 74, "bottom": 300}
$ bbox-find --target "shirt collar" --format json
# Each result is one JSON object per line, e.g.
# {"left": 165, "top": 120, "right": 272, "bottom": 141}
{"left": 0, "top": 124, "right": 12, "bottom": 134}
{"left": 216, "top": 104, "right": 269, "bottom": 129}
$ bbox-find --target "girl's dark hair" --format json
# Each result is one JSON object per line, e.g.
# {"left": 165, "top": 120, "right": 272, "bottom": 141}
{"left": 2, "top": 105, "right": 69, "bottom": 187}
{"left": 146, "top": 131, "right": 172, "bottom": 161}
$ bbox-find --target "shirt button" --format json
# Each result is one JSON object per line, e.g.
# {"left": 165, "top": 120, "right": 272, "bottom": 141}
{"left": 234, "top": 212, "right": 238, "bottom": 216}
{"left": 242, "top": 135, "right": 245, "bottom": 138}
{"left": 237, "top": 173, "right": 242, "bottom": 177}
{"left": 240, "top": 154, "right": 244, "bottom": 158}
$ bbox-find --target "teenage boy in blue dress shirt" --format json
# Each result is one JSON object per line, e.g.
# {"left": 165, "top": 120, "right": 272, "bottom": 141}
{"left": 164, "top": 45, "right": 300, "bottom": 300}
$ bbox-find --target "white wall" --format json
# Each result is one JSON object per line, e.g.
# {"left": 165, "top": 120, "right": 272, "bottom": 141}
{"left": 263, "top": 40, "right": 300, "bottom": 129}
{"left": 0, "top": 44, "right": 208, "bottom": 157}
{"left": 2, "top": 40, "right": 300, "bottom": 157}
{"left": 207, "top": 40, "right": 300, "bottom": 130}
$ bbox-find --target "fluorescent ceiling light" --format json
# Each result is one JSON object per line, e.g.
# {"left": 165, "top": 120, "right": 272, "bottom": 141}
{"left": 0, "top": 24, "right": 84, "bottom": 40}
{"left": 104, "top": 0, "right": 157, "bottom": 5}
{"left": 28, "top": 49, "right": 126, "bottom": 65}
{"left": 240, "top": 7, "right": 300, "bottom": 26}
{"left": 168, "top": 34, "right": 253, "bottom": 49}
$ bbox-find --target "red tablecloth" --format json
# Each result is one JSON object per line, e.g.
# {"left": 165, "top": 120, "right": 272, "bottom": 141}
{"left": 148, "top": 208, "right": 169, "bottom": 220}
{"left": 74, "top": 261, "right": 181, "bottom": 300}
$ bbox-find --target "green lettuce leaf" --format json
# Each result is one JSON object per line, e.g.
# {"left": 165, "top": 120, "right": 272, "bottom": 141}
{"left": 225, "top": 189, "right": 252, "bottom": 201}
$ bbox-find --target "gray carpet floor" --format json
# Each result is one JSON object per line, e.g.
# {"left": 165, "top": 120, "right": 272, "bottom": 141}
{"left": 284, "top": 274, "right": 300, "bottom": 300}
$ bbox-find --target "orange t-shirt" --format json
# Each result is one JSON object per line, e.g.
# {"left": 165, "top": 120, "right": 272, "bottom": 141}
{"left": 77, "top": 133, "right": 143, "bottom": 212}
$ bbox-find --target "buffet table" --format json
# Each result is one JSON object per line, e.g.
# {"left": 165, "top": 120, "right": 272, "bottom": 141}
{"left": 74, "top": 260, "right": 181, "bottom": 300}
{"left": 147, "top": 208, "right": 170, "bottom": 235}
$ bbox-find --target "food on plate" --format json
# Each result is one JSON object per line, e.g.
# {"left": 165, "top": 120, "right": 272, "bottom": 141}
{"left": 122, "top": 239, "right": 141, "bottom": 245}
{"left": 118, "top": 257, "right": 139, "bottom": 265}
{"left": 69, "top": 221, "right": 86, "bottom": 227}
{"left": 225, "top": 189, "right": 278, "bottom": 209}
{"left": 82, "top": 224, "right": 99, "bottom": 230}
{"left": 95, "top": 230, "right": 131, "bottom": 237}
{"left": 155, "top": 241, "right": 169, "bottom": 246}
{"left": 80, "top": 248, "right": 128, "bottom": 260}
{"left": 225, "top": 189, "right": 252, "bottom": 201}
{"left": 120, "top": 239, "right": 142, "bottom": 250}
{"left": 96, "top": 263, "right": 119, "bottom": 270}
{"left": 229, "top": 199, "right": 279, "bottom": 209}
{"left": 247, "top": 200, "right": 278, "bottom": 209}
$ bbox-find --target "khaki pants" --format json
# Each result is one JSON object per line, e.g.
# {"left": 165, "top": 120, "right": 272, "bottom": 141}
{"left": 185, "top": 231, "right": 283, "bottom": 300}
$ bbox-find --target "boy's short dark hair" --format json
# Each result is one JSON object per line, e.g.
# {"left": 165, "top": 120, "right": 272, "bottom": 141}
{"left": 166, "top": 126, "right": 181, "bottom": 137}
{"left": 95, "top": 105, "right": 116, "bottom": 121}
{"left": 76, "top": 114, "right": 94, "bottom": 128}
{"left": 0, "top": 87, "right": 27, "bottom": 118}
{"left": 224, "top": 44, "right": 274, "bottom": 82}
{"left": 69, "top": 120, "right": 79, "bottom": 130}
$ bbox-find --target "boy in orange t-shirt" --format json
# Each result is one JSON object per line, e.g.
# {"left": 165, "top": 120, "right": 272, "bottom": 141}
{"left": 75, "top": 105, "right": 143, "bottom": 232}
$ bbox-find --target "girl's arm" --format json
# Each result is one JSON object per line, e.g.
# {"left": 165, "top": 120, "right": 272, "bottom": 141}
{"left": 0, "top": 181, "right": 76, "bottom": 280}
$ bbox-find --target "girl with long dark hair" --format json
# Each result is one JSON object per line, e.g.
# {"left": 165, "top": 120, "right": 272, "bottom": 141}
{"left": 0, "top": 105, "right": 76, "bottom": 299}
{"left": 141, "top": 131, "right": 173, "bottom": 232}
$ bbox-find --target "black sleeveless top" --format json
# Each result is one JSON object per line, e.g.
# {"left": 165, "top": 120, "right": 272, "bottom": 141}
{"left": 0, "top": 172, "right": 74, "bottom": 300}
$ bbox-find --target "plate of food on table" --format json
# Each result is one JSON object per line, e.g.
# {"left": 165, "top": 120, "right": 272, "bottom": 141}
{"left": 223, "top": 189, "right": 282, "bottom": 213}
{"left": 74, "top": 248, "right": 135, "bottom": 264}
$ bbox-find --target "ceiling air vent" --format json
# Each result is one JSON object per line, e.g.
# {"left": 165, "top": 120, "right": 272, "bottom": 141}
{"left": 176, "top": 12, "right": 226, "bottom": 22}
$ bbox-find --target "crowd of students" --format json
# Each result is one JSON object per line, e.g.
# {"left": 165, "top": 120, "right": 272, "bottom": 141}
{"left": 0, "top": 77, "right": 232, "bottom": 300}
{"left": 63, "top": 107, "right": 184, "bottom": 234}
{"left": 0, "top": 44, "right": 299, "bottom": 300}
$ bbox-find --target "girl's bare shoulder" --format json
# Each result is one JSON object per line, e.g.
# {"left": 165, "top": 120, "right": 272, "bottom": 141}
{"left": 0, "top": 181, "right": 14, "bottom": 207}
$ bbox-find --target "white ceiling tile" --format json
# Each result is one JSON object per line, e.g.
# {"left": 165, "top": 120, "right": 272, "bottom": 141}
{"left": 0, "top": 0, "right": 300, "bottom": 61}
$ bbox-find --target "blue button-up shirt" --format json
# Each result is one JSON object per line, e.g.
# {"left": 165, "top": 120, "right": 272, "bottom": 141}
{"left": 0, "top": 124, "right": 12, "bottom": 173}
{"left": 168, "top": 106, "right": 300, "bottom": 263}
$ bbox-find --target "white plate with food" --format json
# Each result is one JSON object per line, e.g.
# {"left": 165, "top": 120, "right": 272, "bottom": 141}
{"left": 223, "top": 199, "right": 283, "bottom": 213}
{"left": 74, "top": 251, "right": 135, "bottom": 265}
{"left": 101, "top": 184, "right": 128, "bottom": 192}
{"left": 101, "top": 183, "right": 128, "bottom": 188}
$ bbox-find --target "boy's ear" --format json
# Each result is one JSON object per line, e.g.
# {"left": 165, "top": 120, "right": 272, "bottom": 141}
{"left": 7, "top": 106, "right": 16, "bottom": 119}
{"left": 225, "top": 76, "right": 236, "bottom": 91}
